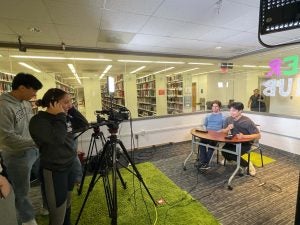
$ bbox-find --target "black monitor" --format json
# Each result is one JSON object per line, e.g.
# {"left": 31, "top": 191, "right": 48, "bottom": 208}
{"left": 259, "top": 0, "right": 300, "bottom": 35}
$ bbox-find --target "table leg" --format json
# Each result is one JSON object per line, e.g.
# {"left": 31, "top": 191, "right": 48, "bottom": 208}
{"left": 183, "top": 135, "right": 196, "bottom": 170}
{"left": 228, "top": 143, "right": 241, "bottom": 190}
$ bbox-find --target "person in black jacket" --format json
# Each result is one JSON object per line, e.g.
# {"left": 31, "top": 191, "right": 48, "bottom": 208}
{"left": 29, "top": 88, "right": 88, "bottom": 225}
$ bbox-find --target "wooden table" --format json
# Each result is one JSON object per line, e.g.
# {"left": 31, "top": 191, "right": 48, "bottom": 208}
{"left": 183, "top": 129, "right": 255, "bottom": 189}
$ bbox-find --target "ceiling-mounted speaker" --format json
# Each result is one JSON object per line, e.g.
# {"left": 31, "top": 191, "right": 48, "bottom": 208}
{"left": 259, "top": 0, "right": 300, "bottom": 35}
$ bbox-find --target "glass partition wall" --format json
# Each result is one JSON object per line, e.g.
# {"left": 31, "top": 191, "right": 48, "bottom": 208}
{"left": 1, "top": 46, "right": 300, "bottom": 121}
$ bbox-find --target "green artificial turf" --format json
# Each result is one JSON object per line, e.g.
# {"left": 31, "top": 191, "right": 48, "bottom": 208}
{"left": 37, "top": 162, "right": 219, "bottom": 225}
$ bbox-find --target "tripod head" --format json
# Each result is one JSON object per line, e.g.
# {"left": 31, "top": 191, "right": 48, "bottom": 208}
{"left": 94, "top": 106, "right": 130, "bottom": 135}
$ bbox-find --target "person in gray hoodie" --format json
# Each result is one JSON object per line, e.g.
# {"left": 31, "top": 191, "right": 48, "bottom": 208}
{"left": 29, "top": 88, "right": 88, "bottom": 225}
{"left": 0, "top": 72, "right": 42, "bottom": 225}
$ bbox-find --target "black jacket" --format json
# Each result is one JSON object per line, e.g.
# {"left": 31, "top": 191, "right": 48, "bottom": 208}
{"left": 29, "top": 108, "right": 88, "bottom": 171}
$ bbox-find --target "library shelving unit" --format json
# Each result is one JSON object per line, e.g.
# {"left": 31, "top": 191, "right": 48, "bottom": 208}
{"left": 101, "top": 74, "right": 125, "bottom": 110}
{"left": 167, "top": 74, "right": 183, "bottom": 114}
{"left": 0, "top": 71, "right": 13, "bottom": 94}
{"left": 55, "top": 75, "right": 77, "bottom": 104}
{"left": 136, "top": 74, "right": 156, "bottom": 117}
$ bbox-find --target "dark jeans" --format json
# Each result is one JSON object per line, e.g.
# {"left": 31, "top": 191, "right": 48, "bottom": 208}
{"left": 221, "top": 143, "right": 251, "bottom": 167}
{"left": 198, "top": 139, "right": 218, "bottom": 164}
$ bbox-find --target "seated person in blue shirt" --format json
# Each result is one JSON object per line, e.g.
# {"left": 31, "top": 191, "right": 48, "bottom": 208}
{"left": 197, "top": 100, "right": 226, "bottom": 169}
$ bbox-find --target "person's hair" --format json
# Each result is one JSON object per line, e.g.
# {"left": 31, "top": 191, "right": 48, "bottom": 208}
{"left": 253, "top": 89, "right": 259, "bottom": 92}
{"left": 12, "top": 73, "right": 43, "bottom": 90}
{"left": 36, "top": 88, "right": 67, "bottom": 108}
{"left": 228, "top": 102, "right": 244, "bottom": 111}
{"left": 211, "top": 100, "right": 222, "bottom": 108}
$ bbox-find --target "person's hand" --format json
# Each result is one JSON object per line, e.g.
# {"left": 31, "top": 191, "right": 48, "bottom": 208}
{"left": 0, "top": 175, "right": 11, "bottom": 198}
{"left": 48, "top": 101, "right": 65, "bottom": 115}
{"left": 236, "top": 133, "right": 244, "bottom": 139}
{"left": 227, "top": 124, "right": 234, "bottom": 130}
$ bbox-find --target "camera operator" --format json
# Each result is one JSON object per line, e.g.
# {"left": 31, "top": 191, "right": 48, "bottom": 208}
{"left": 29, "top": 88, "right": 88, "bottom": 225}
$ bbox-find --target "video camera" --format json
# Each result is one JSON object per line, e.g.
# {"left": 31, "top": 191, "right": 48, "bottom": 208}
{"left": 95, "top": 107, "right": 129, "bottom": 123}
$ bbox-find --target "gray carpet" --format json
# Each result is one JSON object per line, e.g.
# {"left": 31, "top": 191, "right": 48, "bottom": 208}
{"left": 29, "top": 141, "right": 300, "bottom": 225}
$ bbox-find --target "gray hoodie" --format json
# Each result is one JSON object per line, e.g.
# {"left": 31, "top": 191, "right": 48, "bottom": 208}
{"left": 0, "top": 92, "right": 36, "bottom": 154}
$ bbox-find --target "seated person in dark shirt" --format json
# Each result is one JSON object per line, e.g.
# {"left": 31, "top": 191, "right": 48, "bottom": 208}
{"left": 220, "top": 102, "right": 261, "bottom": 176}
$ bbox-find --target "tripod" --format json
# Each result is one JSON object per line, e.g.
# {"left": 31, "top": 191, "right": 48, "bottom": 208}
{"left": 77, "top": 126, "right": 106, "bottom": 195}
{"left": 75, "top": 126, "right": 157, "bottom": 225}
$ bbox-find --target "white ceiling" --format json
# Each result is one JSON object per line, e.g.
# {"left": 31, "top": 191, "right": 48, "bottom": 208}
{"left": 0, "top": 0, "right": 300, "bottom": 86}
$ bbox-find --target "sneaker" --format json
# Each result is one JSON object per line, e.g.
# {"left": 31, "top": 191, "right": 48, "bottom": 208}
{"left": 248, "top": 161, "right": 256, "bottom": 176}
{"left": 22, "top": 219, "right": 38, "bottom": 225}
{"left": 40, "top": 207, "right": 49, "bottom": 216}
{"left": 195, "top": 162, "right": 204, "bottom": 169}
{"left": 199, "top": 163, "right": 210, "bottom": 170}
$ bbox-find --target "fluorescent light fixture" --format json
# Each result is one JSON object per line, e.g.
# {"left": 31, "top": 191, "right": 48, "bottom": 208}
{"left": 64, "top": 77, "right": 89, "bottom": 79}
{"left": 218, "top": 82, "right": 223, "bottom": 88}
{"left": 18, "top": 62, "right": 41, "bottom": 73}
{"left": 258, "top": 65, "right": 270, "bottom": 68}
{"left": 118, "top": 60, "right": 153, "bottom": 63}
{"left": 188, "top": 62, "right": 214, "bottom": 65}
{"left": 130, "top": 66, "right": 146, "bottom": 74}
{"left": 99, "top": 65, "right": 112, "bottom": 79}
{"left": 67, "top": 64, "right": 81, "bottom": 85}
{"left": 0, "top": 54, "right": 3, "bottom": 57}
{"left": 108, "top": 76, "right": 115, "bottom": 93}
{"left": 215, "top": 46, "right": 222, "bottom": 49}
{"left": 103, "top": 65, "right": 112, "bottom": 74}
{"left": 10, "top": 55, "right": 112, "bottom": 61}
{"left": 149, "top": 67, "right": 175, "bottom": 75}
{"left": 118, "top": 59, "right": 184, "bottom": 64}
{"left": 70, "top": 57, "right": 112, "bottom": 62}
{"left": 192, "top": 69, "right": 220, "bottom": 76}
{"left": 174, "top": 68, "right": 199, "bottom": 74}
{"left": 154, "top": 61, "right": 184, "bottom": 64}
{"left": 242, "top": 65, "right": 257, "bottom": 68}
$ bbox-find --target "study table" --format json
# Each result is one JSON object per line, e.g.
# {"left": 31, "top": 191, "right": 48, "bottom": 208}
{"left": 183, "top": 129, "right": 255, "bottom": 189}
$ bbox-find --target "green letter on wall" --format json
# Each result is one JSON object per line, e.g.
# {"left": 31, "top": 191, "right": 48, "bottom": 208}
{"left": 283, "top": 55, "right": 298, "bottom": 76}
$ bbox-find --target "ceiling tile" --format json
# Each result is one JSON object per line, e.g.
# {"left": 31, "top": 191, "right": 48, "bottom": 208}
{"left": 105, "top": 0, "right": 163, "bottom": 15}
{"left": 55, "top": 25, "right": 99, "bottom": 47}
{"left": 0, "top": 0, "right": 52, "bottom": 23}
{"left": 154, "top": 0, "right": 213, "bottom": 22}
{"left": 45, "top": 0, "right": 102, "bottom": 28}
{"left": 140, "top": 17, "right": 213, "bottom": 40}
{"left": 101, "top": 9, "right": 149, "bottom": 33}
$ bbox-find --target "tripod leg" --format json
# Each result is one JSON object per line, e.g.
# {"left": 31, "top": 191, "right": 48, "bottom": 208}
{"left": 78, "top": 135, "right": 94, "bottom": 195}
{"left": 117, "top": 140, "right": 157, "bottom": 206}
{"left": 116, "top": 167, "right": 127, "bottom": 189}
{"left": 111, "top": 142, "right": 118, "bottom": 225}
{"left": 78, "top": 136, "right": 99, "bottom": 195}
{"left": 75, "top": 140, "right": 111, "bottom": 225}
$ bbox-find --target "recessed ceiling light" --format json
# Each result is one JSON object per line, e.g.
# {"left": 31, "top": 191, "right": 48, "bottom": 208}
{"left": 242, "top": 65, "right": 257, "bottom": 68}
{"left": 130, "top": 66, "right": 146, "bottom": 74}
{"left": 18, "top": 62, "right": 41, "bottom": 73}
{"left": 215, "top": 46, "right": 222, "bottom": 49}
{"left": 67, "top": 64, "right": 81, "bottom": 85}
{"left": 10, "top": 55, "right": 112, "bottom": 61}
{"left": 174, "top": 68, "right": 199, "bottom": 74}
{"left": 28, "top": 27, "right": 41, "bottom": 33}
{"left": 188, "top": 62, "right": 214, "bottom": 65}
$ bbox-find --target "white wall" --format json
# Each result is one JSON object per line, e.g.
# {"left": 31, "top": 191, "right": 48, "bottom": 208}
{"left": 76, "top": 112, "right": 300, "bottom": 156}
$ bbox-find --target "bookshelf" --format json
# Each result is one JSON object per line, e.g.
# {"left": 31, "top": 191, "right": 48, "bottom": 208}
{"left": 167, "top": 74, "right": 183, "bottom": 114}
{"left": 0, "top": 71, "right": 14, "bottom": 94}
{"left": 101, "top": 74, "right": 125, "bottom": 110}
{"left": 136, "top": 74, "right": 156, "bottom": 117}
